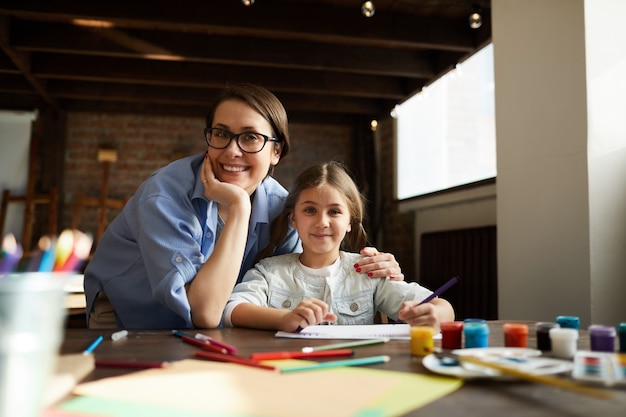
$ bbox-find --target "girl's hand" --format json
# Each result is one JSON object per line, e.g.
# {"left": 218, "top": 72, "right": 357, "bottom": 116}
{"left": 397, "top": 301, "right": 438, "bottom": 327}
{"left": 201, "top": 154, "right": 250, "bottom": 211}
{"left": 281, "top": 298, "right": 337, "bottom": 332}
{"left": 397, "top": 298, "right": 455, "bottom": 332}
{"left": 353, "top": 247, "right": 404, "bottom": 281}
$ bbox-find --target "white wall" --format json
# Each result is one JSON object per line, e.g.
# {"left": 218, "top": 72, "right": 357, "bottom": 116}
{"left": 585, "top": 0, "right": 626, "bottom": 326}
{"left": 0, "top": 110, "right": 37, "bottom": 241}
{"left": 400, "top": 0, "right": 626, "bottom": 328}
{"left": 493, "top": 0, "right": 626, "bottom": 327}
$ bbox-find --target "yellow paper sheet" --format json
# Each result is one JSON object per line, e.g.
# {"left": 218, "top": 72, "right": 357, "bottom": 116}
{"left": 72, "top": 359, "right": 461, "bottom": 417}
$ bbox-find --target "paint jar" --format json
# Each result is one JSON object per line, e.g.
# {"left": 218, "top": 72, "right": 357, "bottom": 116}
{"left": 464, "top": 322, "right": 489, "bottom": 348}
{"left": 589, "top": 325, "right": 616, "bottom": 353}
{"left": 549, "top": 327, "right": 578, "bottom": 359}
{"left": 410, "top": 326, "right": 435, "bottom": 356}
{"left": 556, "top": 315, "right": 580, "bottom": 330}
{"left": 535, "top": 322, "right": 560, "bottom": 351}
{"left": 463, "top": 318, "right": 487, "bottom": 324}
{"left": 503, "top": 323, "right": 528, "bottom": 348}
{"left": 440, "top": 321, "right": 464, "bottom": 350}
{"left": 619, "top": 323, "right": 626, "bottom": 353}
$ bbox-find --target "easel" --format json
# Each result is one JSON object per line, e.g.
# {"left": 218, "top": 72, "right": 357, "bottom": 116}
{"left": 0, "top": 187, "right": 58, "bottom": 252}
{"left": 0, "top": 135, "right": 58, "bottom": 252}
{"left": 71, "top": 148, "right": 129, "bottom": 246}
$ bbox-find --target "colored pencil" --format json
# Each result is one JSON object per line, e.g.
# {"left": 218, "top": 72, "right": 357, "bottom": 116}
{"left": 302, "top": 338, "right": 389, "bottom": 353}
{"left": 418, "top": 276, "right": 459, "bottom": 305}
{"left": 280, "top": 355, "right": 391, "bottom": 373}
{"left": 172, "top": 330, "right": 229, "bottom": 355}
{"left": 250, "top": 349, "right": 354, "bottom": 361}
{"left": 95, "top": 360, "right": 169, "bottom": 369}
{"left": 194, "top": 332, "right": 237, "bottom": 354}
{"left": 83, "top": 335, "right": 104, "bottom": 355}
{"left": 54, "top": 230, "right": 93, "bottom": 272}
{"left": 53, "top": 229, "right": 74, "bottom": 270}
{"left": 195, "top": 350, "right": 277, "bottom": 371}
{"left": 37, "top": 236, "right": 56, "bottom": 272}
{"left": 0, "top": 233, "right": 23, "bottom": 274}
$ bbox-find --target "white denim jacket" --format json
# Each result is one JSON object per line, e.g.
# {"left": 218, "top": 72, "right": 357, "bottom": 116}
{"left": 223, "top": 251, "right": 433, "bottom": 326}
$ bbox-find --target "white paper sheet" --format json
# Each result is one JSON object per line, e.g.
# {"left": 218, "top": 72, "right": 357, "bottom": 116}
{"left": 276, "top": 323, "right": 442, "bottom": 340}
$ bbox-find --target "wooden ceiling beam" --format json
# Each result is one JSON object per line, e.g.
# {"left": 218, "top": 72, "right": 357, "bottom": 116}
{"left": 0, "top": 0, "right": 479, "bottom": 52}
{"left": 32, "top": 53, "right": 413, "bottom": 100}
{"left": 12, "top": 21, "right": 437, "bottom": 79}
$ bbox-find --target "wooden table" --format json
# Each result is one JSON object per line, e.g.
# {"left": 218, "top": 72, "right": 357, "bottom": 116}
{"left": 61, "top": 321, "right": 626, "bottom": 417}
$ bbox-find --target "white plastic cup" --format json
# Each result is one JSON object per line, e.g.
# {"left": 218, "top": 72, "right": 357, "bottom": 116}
{"left": 549, "top": 327, "right": 579, "bottom": 359}
{"left": 0, "top": 273, "right": 68, "bottom": 417}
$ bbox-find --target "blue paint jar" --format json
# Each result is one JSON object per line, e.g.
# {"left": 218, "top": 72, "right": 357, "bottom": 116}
{"left": 619, "top": 323, "right": 626, "bottom": 353}
{"left": 464, "top": 322, "right": 489, "bottom": 348}
{"left": 556, "top": 315, "right": 580, "bottom": 330}
{"left": 463, "top": 318, "right": 487, "bottom": 324}
{"left": 589, "top": 325, "right": 616, "bottom": 353}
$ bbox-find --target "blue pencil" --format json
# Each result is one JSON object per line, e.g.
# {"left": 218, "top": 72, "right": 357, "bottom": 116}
{"left": 83, "top": 335, "right": 104, "bottom": 355}
{"left": 280, "top": 355, "right": 390, "bottom": 373}
{"left": 37, "top": 236, "right": 56, "bottom": 272}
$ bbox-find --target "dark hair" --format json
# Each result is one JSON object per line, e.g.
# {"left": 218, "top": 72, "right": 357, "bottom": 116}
{"left": 205, "top": 83, "right": 290, "bottom": 161}
{"left": 256, "top": 161, "right": 368, "bottom": 262}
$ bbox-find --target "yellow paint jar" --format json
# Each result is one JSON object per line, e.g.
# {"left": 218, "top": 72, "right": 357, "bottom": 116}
{"left": 410, "top": 326, "right": 435, "bottom": 356}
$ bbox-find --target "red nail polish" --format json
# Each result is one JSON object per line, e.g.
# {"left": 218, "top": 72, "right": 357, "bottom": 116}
{"left": 356, "top": 268, "right": 361, "bottom": 273}
{"left": 353, "top": 263, "right": 359, "bottom": 268}
{"left": 368, "top": 272, "right": 373, "bottom": 277}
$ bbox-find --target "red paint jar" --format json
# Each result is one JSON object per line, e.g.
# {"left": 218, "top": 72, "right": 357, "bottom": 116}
{"left": 440, "top": 321, "right": 464, "bottom": 350}
{"left": 503, "top": 323, "right": 528, "bottom": 348}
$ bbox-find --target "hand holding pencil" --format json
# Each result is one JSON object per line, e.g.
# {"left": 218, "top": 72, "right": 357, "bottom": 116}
{"left": 397, "top": 276, "right": 458, "bottom": 328}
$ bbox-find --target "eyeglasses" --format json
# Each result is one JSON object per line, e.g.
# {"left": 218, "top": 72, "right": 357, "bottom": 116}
{"left": 204, "top": 128, "right": 280, "bottom": 154}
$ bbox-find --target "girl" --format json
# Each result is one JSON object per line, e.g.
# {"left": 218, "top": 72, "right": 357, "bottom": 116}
{"left": 224, "top": 161, "right": 455, "bottom": 332}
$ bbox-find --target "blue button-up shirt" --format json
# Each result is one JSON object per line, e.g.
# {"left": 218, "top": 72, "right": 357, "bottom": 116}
{"left": 84, "top": 153, "right": 301, "bottom": 329}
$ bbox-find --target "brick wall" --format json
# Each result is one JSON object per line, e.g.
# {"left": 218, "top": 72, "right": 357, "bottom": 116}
{"left": 62, "top": 112, "right": 355, "bottom": 238}
{"left": 376, "top": 118, "right": 416, "bottom": 281}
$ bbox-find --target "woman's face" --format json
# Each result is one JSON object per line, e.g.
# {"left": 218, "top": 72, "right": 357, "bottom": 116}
{"left": 207, "top": 99, "right": 281, "bottom": 195}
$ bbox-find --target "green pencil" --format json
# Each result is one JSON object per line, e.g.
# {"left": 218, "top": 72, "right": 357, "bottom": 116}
{"left": 302, "top": 338, "right": 389, "bottom": 353}
{"left": 280, "top": 355, "right": 391, "bottom": 373}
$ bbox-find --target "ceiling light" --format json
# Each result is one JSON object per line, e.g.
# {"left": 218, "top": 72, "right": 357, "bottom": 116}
{"left": 361, "top": 1, "right": 375, "bottom": 18}
{"left": 242, "top": 0, "right": 255, "bottom": 6}
{"left": 468, "top": 7, "right": 482, "bottom": 29}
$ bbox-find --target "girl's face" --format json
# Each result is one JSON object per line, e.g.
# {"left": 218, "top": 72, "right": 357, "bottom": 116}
{"left": 207, "top": 99, "right": 281, "bottom": 195}
{"left": 290, "top": 184, "right": 352, "bottom": 268}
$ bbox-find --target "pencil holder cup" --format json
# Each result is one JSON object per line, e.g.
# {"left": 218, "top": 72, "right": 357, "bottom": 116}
{"left": 0, "top": 273, "right": 68, "bottom": 417}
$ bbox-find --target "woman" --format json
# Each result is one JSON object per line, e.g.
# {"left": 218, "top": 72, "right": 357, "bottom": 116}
{"left": 84, "top": 84, "right": 403, "bottom": 329}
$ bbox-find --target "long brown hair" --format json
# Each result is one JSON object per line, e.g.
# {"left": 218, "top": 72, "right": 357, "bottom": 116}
{"left": 256, "top": 161, "right": 368, "bottom": 262}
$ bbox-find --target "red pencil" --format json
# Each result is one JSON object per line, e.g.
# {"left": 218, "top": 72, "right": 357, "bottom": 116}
{"left": 249, "top": 349, "right": 354, "bottom": 361}
{"left": 195, "top": 350, "right": 277, "bottom": 371}
{"left": 95, "top": 360, "right": 169, "bottom": 369}
{"left": 179, "top": 334, "right": 229, "bottom": 354}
